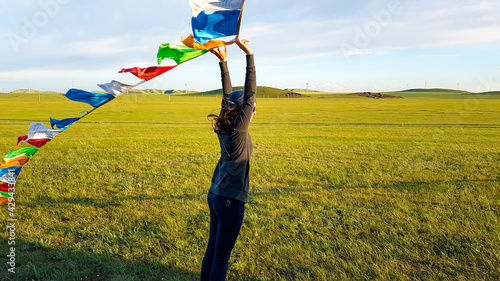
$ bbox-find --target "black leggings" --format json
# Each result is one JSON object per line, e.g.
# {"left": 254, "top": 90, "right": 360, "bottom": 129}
{"left": 201, "top": 192, "right": 245, "bottom": 281}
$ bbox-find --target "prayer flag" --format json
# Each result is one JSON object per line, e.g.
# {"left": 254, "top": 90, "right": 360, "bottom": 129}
{"left": 0, "top": 196, "right": 11, "bottom": 204}
{"left": 182, "top": 34, "right": 234, "bottom": 50}
{"left": 157, "top": 43, "right": 208, "bottom": 65}
{"left": 192, "top": 10, "right": 241, "bottom": 44}
{"left": 0, "top": 183, "right": 15, "bottom": 193}
{"left": 16, "top": 123, "right": 62, "bottom": 148}
{"left": 98, "top": 80, "right": 139, "bottom": 97}
{"left": 119, "top": 66, "right": 178, "bottom": 81}
{"left": 0, "top": 166, "right": 22, "bottom": 183}
{"left": 17, "top": 137, "right": 51, "bottom": 148}
{"left": 0, "top": 168, "right": 21, "bottom": 185}
{"left": 3, "top": 148, "right": 38, "bottom": 162}
{"left": 189, "top": 0, "right": 245, "bottom": 44}
{"left": 0, "top": 191, "right": 12, "bottom": 199}
{"left": 0, "top": 157, "right": 30, "bottom": 169}
{"left": 50, "top": 117, "right": 81, "bottom": 130}
{"left": 0, "top": 175, "right": 15, "bottom": 185}
{"left": 189, "top": 0, "right": 245, "bottom": 17}
{"left": 64, "top": 89, "right": 115, "bottom": 108}
{"left": 27, "top": 122, "right": 63, "bottom": 141}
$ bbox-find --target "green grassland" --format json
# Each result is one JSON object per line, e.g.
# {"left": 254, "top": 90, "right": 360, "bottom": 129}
{"left": 0, "top": 88, "right": 499, "bottom": 280}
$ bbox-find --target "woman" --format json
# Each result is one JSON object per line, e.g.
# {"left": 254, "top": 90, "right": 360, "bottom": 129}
{"left": 201, "top": 37, "right": 256, "bottom": 281}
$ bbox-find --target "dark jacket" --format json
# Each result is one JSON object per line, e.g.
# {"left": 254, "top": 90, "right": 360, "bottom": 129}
{"left": 209, "top": 54, "right": 256, "bottom": 203}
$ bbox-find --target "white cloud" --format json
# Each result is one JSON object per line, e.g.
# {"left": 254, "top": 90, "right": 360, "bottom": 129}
{"left": 316, "top": 82, "right": 346, "bottom": 92}
{"left": 246, "top": 0, "right": 500, "bottom": 62}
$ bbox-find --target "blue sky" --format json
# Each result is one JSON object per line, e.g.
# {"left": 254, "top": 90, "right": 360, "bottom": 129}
{"left": 1, "top": 0, "right": 499, "bottom": 93}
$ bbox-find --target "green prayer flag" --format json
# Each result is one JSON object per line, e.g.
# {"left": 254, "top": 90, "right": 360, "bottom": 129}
{"left": 0, "top": 191, "right": 12, "bottom": 198}
{"left": 157, "top": 43, "right": 209, "bottom": 65}
{"left": 3, "top": 147, "right": 39, "bottom": 162}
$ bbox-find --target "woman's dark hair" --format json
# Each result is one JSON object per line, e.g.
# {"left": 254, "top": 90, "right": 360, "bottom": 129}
{"left": 208, "top": 103, "right": 241, "bottom": 131}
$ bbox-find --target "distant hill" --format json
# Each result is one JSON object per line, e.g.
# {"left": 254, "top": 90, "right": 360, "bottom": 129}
{"left": 401, "top": 88, "right": 472, "bottom": 94}
{"left": 284, "top": 88, "right": 341, "bottom": 96}
{"left": 177, "top": 86, "right": 305, "bottom": 98}
{"left": 163, "top": 90, "right": 194, "bottom": 95}
{"left": 9, "top": 89, "right": 60, "bottom": 94}
{"left": 285, "top": 88, "right": 319, "bottom": 93}
{"left": 475, "top": 91, "right": 500, "bottom": 95}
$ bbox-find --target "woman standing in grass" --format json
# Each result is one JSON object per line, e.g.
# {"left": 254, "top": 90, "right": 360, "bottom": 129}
{"left": 201, "top": 37, "right": 256, "bottom": 281}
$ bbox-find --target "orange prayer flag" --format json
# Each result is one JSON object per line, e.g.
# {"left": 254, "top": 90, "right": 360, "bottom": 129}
{"left": 0, "top": 156, "right": 30, "bottom": 169}
{"left": 182, "top": 34, "right": 235, "bottom": 50}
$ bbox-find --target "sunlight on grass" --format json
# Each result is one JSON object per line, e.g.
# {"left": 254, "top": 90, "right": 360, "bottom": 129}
{"left": 1, "top": 92, "right": 499, "bottom": 280}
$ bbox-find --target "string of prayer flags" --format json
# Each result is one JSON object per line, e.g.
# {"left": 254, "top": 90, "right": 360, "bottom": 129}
{"left": 0, "top": 0, "right": 252, "bottom": 204}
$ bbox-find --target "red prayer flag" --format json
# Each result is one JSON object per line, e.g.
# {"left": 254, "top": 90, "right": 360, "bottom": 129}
{"left": 119, "top": 65, "right": 177, "bottom": 81}
{"left": 0, "top": 183, "right": 15, "bottom": 193}
{"left": 17, "top": 135, "right": 51, "bottom": 148}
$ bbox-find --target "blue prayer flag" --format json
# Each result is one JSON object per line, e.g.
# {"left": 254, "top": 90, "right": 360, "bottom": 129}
{"left": 0, "top": 166, "right": 22, "bottom": 184}
{"left": 50, "top": 117, "right": 82, "bottom": 130}
{"left": 192, "top": 10, "right": 242, "bottom": 44}
{"left": 64, "top": 89, "right": 115, "bottom": 108}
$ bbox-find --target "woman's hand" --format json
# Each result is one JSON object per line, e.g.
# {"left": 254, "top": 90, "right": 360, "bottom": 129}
{"left": 210, "top": 46, "right": 228, "bottom": 62}
{"left": 236, "top": 36, "right": 253, "bottom": 55}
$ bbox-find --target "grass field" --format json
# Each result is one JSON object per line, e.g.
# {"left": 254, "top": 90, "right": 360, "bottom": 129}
{"left": 1, "top": 89, "right": 499, "bottom": 280}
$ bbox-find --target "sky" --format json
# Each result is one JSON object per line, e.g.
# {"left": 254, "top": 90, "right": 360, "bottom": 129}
{"left": 1, "top": 0, "right": 500, "bottom": 93}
